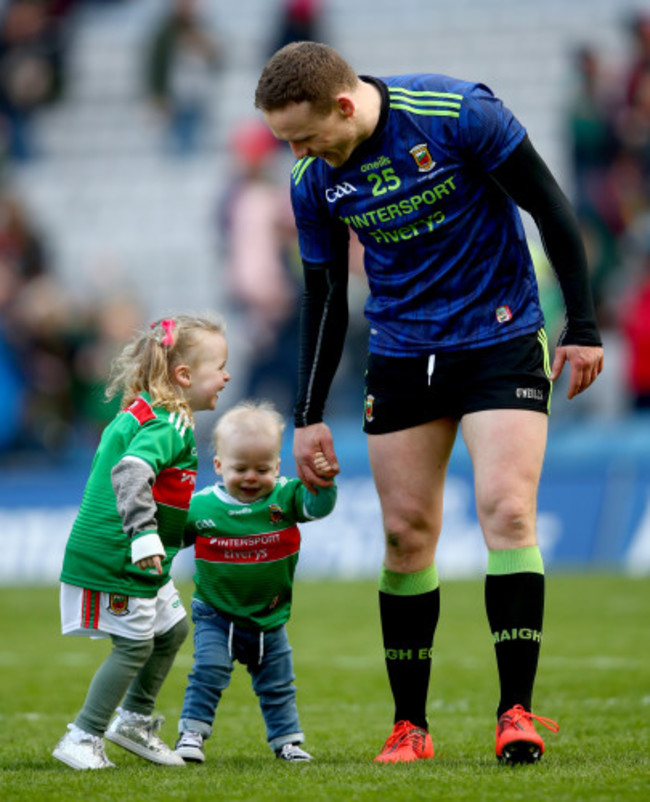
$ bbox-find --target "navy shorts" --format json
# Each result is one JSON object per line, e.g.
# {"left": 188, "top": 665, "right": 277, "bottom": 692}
{"left": 362, "top": 330, "right": 552, "bottom": 435}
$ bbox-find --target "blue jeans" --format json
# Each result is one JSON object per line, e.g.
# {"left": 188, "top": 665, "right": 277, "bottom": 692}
{"left": 179, "top": 600, "right": 304, "bottom": 752}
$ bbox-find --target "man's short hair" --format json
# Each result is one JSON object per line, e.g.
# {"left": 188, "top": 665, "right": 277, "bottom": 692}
{"left": 255, "top": 41, "right": 358, "bottom": 115}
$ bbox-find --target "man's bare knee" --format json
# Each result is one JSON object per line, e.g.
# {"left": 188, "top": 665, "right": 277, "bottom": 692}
{"left": 478, "top": 494, "right": 537, "bottom": 548}
{"left": 383, "top": 515, "right": 439, "bottom": 571}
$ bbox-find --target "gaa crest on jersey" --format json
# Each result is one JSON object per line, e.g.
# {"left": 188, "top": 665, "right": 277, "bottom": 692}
{"left": 495, "top": 305, "right": 513, "bottom": 323}
{"left": 364, "top": 394, "right": 375, "bottom": 423}
{"left": 107, "top": 594, "right": 130, "bottom": 616}
{"left": 268, "top": 503, "right": 284, "bottom": 524}
{"left": 409, "top": 143, "right": 436, "bottom": 172}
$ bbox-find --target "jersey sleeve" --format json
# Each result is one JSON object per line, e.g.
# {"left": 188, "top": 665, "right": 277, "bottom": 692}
{"left": 111, "top": 456, "right": 167, "bottom": 562}
{"left": 111, "top": 456, "right": 157, "bottom": 537}
{"left": 294, "top": 480, "right": 337, "bottom": 521}
{"left": 458, "top": 83, "right": 527, "bottom": 173}
{"left": 291, "top": 157, "right": 349, "bottom": 263}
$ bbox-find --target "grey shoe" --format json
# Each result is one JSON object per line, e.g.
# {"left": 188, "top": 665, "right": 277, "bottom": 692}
{"left": 105, "top": 707, "right": 185, "bottom": 766}
{"left": 276, "top": 743, "right": 313, "bottom": 762}
{"left": 175, "top": 730, "right": 205, "bottom": 763}
{"left": 53, "top": 724, "right": 115, "bottom": 770}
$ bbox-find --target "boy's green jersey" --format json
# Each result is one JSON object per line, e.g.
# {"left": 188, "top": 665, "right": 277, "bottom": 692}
{"left": 60, "top": 393, "right": 198, "bottom": 597}
{"left": 185, "top": 478, "right": 337, "bottom": 631}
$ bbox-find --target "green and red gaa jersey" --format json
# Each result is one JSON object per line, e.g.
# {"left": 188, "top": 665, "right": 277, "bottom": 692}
{"left": 60, "top": 392, "right": 197, "bottom": 597}
{"left": 184, "top": 478, "right": 337, "bottom": 631}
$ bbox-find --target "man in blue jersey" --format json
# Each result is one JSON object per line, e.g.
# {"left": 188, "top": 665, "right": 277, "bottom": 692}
{"left": 254, "top": 41, "right": 602, "bottom": 765}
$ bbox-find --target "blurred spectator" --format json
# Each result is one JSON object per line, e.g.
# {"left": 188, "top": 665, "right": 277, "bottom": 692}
{"left": 0, "top": 0, "right": 74, "bottom": 161}
{"left": 7, "top": 270, "right": 79, "bottom": 452}
{"left": 623, "top": 11, "right": 650, "bottom": 107}
{"left": 217, "top": 118, "right": 301, "bottom": 418}
{"left": 620, "top": 270, "right": 650, "bottom": 410}
{"left": 0, "top": 186, "right": 142, "bottom": 458}
{"left": 619, "top": 218, "right": 650, "bottom": 410}
{"left": 566, "top": 44, "right": 621, "bottom": 327}
{"left": 144, "top": 0, "right": 223, "bottom": 157}
{"left": 0, "top": 183, "right": 47, "bottom": 278}
{"left": 266, "top": 0, "right": 327, "bottom": 57}
{"left": 0, "top": 268, "right": 25, "bottom": 450}
{"left": 565, "top": 13, "right": 650, "bottom": 415}
{"left": 613, "top": 14, "right": 650, "bottom": 231}
{"left": 567, "top": 46, "right": 618, "bottom": 218}
{"left": 0, "top": 188, "right": 71, "bottom": 452}
{"left": 70, "top": 292, "right": 143, "bottom": 436}
{"left": 9, "top": 282, "right": 143, "bottom": 455}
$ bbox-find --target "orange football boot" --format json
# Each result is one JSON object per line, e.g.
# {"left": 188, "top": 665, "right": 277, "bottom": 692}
{"left": 495, "top": 704, "right": 559, "bottom": 764}
{"left": 374, "top": 720, "right": 434, "bottom": 763}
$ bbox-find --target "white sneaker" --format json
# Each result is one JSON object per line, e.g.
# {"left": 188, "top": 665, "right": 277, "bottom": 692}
{"left": 105, "top": 707, "right": 185, "bottom": 766}
{"left": 276, "top": 743, "right": 313, "bottom": 762}
{"left": 175, "top": 730, "right": 205, "bottom": 763}
{"left": 53, "top": 724, "right": 115, "bottom": 770}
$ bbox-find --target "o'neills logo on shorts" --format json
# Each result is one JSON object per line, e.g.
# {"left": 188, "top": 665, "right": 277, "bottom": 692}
{"left": 364, "top": 394, "right": 375, "bottom": 422}
{"left": 107, "top": 594, "right": 130, "bottom": 616}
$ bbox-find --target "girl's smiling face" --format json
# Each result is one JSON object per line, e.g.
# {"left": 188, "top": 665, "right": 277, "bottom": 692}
{"left": 182, "top": 331, "right": 230, "bottom": 412}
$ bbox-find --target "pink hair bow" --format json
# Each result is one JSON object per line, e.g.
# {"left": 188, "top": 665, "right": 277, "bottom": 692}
{"left": 150, "top": 318, "right": 176, "bottom": 347}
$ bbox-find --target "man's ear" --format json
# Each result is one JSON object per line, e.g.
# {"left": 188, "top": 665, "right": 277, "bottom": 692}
{"left": 214, "top": 455, "right": 222, "bottom": 475}
{"left": 337, "top": 95, "right": 355, "bottom": 118}
{"left": 173, "top": 363, "right": 192, "bottom": 388}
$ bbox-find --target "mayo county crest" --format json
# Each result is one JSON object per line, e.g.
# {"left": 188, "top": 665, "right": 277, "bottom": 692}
{"left": 268, "top": 503, "right": 284, "bottom": 524}
{"left": 107, "top": 594, "right": 129, "bottom": 616}
{"left": 364, "top": 394, "right": 375, "bottom": 423}
{"left": 409, "top": 143, "right": 436, "bottom": 172}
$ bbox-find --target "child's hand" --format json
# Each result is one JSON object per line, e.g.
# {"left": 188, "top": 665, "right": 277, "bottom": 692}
{"left": 313, "top": 450, "right": 337, "bottom": 478}
{"left": 136, "top": 555, "right": 163, "bottom": 575}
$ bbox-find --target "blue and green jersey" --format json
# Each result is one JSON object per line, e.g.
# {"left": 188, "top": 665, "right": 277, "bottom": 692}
{"left": 290, "top": 74, "right": 545, "bottom": 355}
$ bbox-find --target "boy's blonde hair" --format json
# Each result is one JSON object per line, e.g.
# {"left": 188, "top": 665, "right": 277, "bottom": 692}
{"left": 106, "top": 313, "right": 226, "bottom": 417}
{"left": 213, "top": 400, "right": 285, "bottom": 455}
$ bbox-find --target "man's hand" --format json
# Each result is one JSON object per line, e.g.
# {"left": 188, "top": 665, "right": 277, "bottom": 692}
{"left": 294, "top": 422, "right": 340, "bottom": 493}
{"left": 550, "top": 344, "right": 604, "bottom": 399}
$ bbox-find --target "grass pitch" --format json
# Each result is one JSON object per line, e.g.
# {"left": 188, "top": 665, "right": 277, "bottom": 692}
{"left": 0, "top": 575, "right": 647, "bottom": 800}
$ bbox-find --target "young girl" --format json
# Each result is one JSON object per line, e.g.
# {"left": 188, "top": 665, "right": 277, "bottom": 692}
{"left": 53, "top": 314, "right": 230, "bottom": 770}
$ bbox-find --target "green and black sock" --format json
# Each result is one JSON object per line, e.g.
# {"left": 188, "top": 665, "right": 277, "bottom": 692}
{"left": 379, "top": 564, "right": 440, "bottom": 730}
{"left": 485, "top": 546, "right": 545, "bottom": 719}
